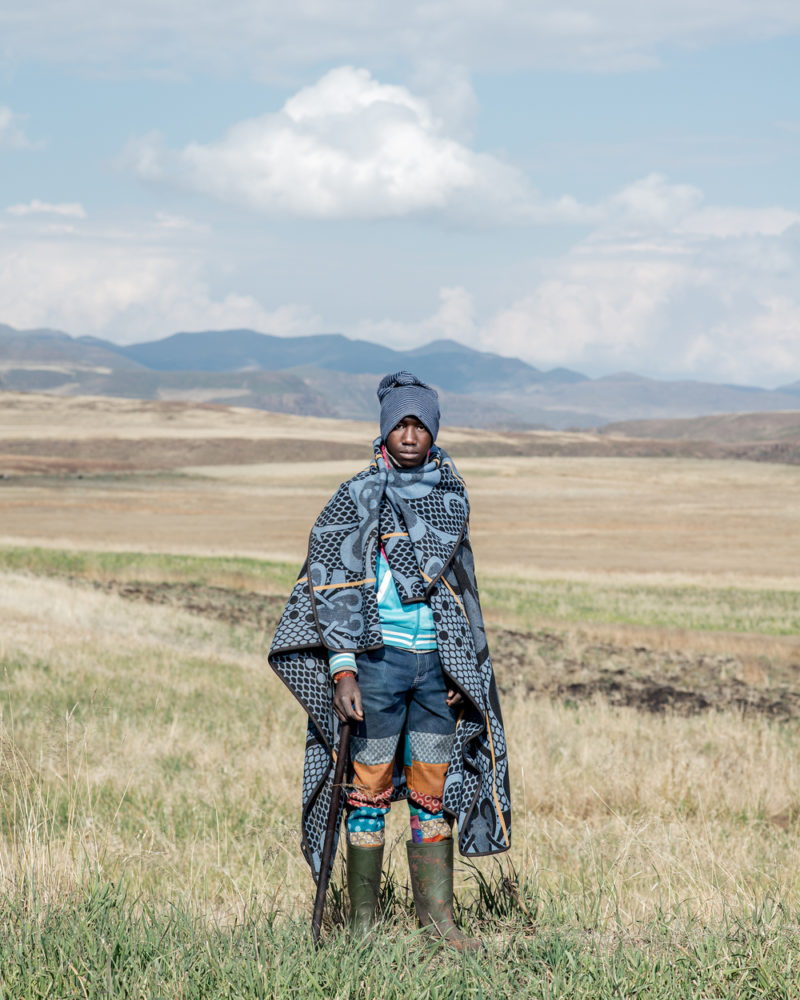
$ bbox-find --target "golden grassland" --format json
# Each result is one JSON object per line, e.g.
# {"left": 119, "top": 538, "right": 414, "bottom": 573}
{"left": 2, "top": 453, "right": 799, "bottom": 579}
{"left": 2, "top": 568, "right": 800, "bottom": 932}
{"left": 2, "top": 390, "right": 799, "bottom": 576}
{"left": 0, "top": 393, "right": 799, "bottom": 937}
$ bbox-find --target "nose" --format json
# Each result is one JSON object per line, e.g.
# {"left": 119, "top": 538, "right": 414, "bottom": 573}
{"left": 401, "top": 423, "right": 418, "bottom": 443}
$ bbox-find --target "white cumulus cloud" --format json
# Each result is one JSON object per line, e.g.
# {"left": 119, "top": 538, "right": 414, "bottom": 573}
{"left": 478, "top": 218, "right": 800, "bottom": 386}
{"left": 122, "top": 66, "right": 548, "bottom": 223}
{"left": 128, "top": 88, "right": 792, "bottom": 233}
{"left": 481, "top": 248, "right": 693, "bottom": 371}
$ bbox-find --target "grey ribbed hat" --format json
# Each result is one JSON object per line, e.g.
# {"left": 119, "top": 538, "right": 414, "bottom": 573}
{"left": 377, "top": 371, "right": 440, "bottom": 442}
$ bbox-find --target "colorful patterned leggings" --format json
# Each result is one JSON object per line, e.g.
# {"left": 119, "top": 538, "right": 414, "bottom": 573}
{"left": 346, "top": 645, "right": 456, "bottom": 847}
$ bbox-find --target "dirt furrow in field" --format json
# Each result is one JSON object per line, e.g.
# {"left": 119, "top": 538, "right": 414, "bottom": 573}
{"left": 84, "top": 579, "right": 800, "bottom": 720}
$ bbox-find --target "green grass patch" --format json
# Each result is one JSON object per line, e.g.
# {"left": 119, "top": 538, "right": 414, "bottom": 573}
{"left": 484, "top": 577, "right": 800, "bottom": 635}
{"left": 1, "top": 877, "right": 799, "bottom": 999}
{"left": 0, "top": 545, "right": 298, "bottom": 593}
{"left": 3, "top": 543, "right": 798, "bottom": 635}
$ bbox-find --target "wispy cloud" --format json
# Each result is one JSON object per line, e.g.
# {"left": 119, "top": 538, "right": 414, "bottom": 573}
{"left": 0, "top": 226, "right": 320, "bottom": 342}
{"left": 154, "top": 211, "right": 209, "bottom": 233}
{"left": 7, "top": 199, "right": 86, "bottom": 218}
{"left": 350, "top": 286, "right": 478, "bottom": 350}
{"left": 3, "top": 1, "right": 800, "bottom": 76}
{"left": 0, "top": 106, "right": 41, "bottom": 150}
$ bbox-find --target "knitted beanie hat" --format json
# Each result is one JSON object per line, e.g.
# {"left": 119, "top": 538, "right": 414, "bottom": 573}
{"left": 377, "top": 371, "right": 440, "bottom": 442}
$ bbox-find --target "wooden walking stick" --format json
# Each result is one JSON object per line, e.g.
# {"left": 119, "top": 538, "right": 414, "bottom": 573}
{"left": 311, "top": 721, "right": 351, "bottom": 945}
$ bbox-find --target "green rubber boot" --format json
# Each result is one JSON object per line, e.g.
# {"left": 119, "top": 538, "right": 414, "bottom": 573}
{"left": 406, "top": 839, "right": 483, "bottom": 952}
{"left": 347, "top": 843, "right": 384, "bottom": 935}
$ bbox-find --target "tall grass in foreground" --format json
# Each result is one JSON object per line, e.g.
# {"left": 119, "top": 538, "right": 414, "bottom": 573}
{"left": 1, "top": 877, "right": 798, "bottom": 998}
{"left": 2, "top": 552, "right": 800, "bottom": 994}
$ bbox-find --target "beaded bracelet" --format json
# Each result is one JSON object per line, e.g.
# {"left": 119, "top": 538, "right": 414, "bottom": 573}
{"left": 333, "top": 670, "right": 356, "bottom": 683}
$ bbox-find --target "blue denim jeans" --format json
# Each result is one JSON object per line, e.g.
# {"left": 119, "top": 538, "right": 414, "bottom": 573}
{"left": 348, "top": 645, "right": 456, "bottom": 816}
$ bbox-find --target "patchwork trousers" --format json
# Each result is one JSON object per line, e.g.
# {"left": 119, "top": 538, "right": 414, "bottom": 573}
{"left": 346, "top": 645, "right": 456, "bottom": 845}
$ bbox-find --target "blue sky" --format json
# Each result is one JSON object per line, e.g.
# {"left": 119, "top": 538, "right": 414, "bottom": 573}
{"left": 1, "top": 1, "right": 799, "bottom": 386}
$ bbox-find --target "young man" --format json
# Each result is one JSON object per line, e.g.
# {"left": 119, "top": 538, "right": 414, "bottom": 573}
{"left": 269, "top": 371, "right": 510, "bottom": 949}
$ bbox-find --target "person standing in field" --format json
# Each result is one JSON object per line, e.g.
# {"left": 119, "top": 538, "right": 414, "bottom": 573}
{"left": 269, "top": 371, "right": 511, "bottom": 950}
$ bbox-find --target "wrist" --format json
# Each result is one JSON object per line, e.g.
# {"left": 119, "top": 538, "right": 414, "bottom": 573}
{"left": 328, "top": 649, "right": 357, "bottom": 677}
{"left": 333, "top": 671, "right": 356, "bottom": 684}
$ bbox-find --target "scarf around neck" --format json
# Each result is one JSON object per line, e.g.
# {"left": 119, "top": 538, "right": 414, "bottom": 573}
{"left": 307, "top": 440, "right": 469, "bottom": 653}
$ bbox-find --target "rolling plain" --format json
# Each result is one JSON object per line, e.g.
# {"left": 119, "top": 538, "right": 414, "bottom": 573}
{"left": 1, "top": 391, "right": 799, "bottom": 997}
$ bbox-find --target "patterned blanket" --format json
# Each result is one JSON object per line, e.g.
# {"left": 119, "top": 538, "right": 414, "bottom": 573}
{"left": 268, "top": 442, "right": 511, "bottom": 879}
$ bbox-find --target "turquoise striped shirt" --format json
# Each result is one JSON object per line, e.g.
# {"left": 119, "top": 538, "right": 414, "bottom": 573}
{"left": 328, "top": 551, "right": 437, "bottom": 677}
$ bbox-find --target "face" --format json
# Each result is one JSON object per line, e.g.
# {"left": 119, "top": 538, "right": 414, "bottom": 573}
{"left": 385, "top": 415, "right": 433, "bottom": 468}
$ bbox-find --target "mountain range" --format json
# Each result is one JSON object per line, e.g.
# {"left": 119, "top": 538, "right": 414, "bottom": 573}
{"left": 1, "top": 322, "right": 798, "bottom": 429}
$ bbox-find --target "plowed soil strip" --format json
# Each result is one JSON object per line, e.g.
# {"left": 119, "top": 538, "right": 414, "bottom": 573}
{"left": 89, "top": 578, "right": 800, "bottom": 720}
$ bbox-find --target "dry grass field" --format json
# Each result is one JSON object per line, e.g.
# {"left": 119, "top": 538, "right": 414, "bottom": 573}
{"left": 2, "top": 562, "right": 800, "bottom": 923}
{"left": 2, "top": 391, "right": 798, "bottom": 579}
{"left": 1, "top": 392, "right": 799, "bottom": 994}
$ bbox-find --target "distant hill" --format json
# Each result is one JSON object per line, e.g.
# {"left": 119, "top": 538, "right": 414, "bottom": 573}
{"left": 602, "top": 410, "right": 800, "bottom": 443}
{"left": 2, "top": 323, "right": 800, "bottom": 430}
{"left": 84, "top": 329, "right": 585, "bottom": 393}
{"left": 0, "top": 324, "right": 144, "bottom": 370}
{"left": 517, "top": 373, "right": 800, "bottom": 425}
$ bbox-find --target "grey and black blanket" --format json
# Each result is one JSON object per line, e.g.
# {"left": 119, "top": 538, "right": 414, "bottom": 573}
{"left": 268, "top": 442, "right": 511, "bottom": 879}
